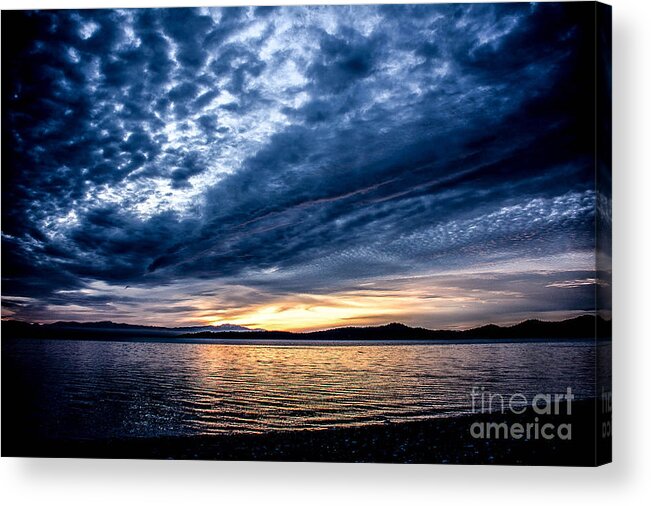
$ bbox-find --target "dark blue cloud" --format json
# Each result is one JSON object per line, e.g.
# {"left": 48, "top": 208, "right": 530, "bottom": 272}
{"left": 307, "top": 28, "right": 383, "bottom": 93}
{"left": 1, "top": 4, "right": 605, "bottom": 326}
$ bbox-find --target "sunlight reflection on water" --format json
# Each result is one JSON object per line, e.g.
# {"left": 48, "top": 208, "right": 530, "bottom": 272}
{"left": 4, "top": 339, "right": 610, "bottom": 439}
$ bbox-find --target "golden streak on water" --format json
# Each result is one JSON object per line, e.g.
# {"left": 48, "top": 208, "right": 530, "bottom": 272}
{"left": 4, "top": 338, "right": 608, "bottom": 439}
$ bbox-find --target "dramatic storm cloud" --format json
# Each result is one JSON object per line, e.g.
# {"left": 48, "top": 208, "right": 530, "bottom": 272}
{"left": 2, "top": 4, "right": 606, "bottom": 330}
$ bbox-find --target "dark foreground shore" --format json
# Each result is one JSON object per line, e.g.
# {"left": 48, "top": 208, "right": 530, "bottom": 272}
{"left": 2, "top": 399, "right": 610, "bottom": 465}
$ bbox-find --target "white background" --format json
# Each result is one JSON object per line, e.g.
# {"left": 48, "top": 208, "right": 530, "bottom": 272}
{"left": 1, "top": 0, "right": 649, "bottom": 504}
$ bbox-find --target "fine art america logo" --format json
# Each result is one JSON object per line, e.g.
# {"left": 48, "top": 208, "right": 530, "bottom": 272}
{"left": 469, "top": 386, "right": 575, "bottom": 441}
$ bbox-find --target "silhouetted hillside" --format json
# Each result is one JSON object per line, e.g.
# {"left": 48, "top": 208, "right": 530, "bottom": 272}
{"left": 179, "top": 315, "right": 610, "bottom": 341}
{"left": 1, "top": 314, "right": 611, "bottom": 342}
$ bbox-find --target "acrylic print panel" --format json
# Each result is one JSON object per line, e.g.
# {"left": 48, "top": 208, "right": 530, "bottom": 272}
{"left": 1, "top": 2, "right": 612, "bottom": 465}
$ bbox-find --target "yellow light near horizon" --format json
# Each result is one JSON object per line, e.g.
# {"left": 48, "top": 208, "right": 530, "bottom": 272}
{"left": 194, "top": 280, "right": 491, "bottom": 332}
{"left": 196, "top": 288, "right": 442, "bottom": 332}
{"left": 205, "top": 302, "right": 396, "bottom": 332}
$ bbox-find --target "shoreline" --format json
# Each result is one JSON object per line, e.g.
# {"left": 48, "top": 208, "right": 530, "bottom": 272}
{"left": 2, "top": 399, "right": 610, "bottom": 465}
{"left": 3, "top": 335, "right": 605, "bottom": 346}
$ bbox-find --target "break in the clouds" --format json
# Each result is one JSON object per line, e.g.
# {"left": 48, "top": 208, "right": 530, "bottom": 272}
{"left": 2, "top": 3, "right": 608, "bottom": 330}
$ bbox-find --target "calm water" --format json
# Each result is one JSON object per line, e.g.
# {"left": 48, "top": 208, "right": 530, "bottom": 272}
{"left": 3, "top": 338, "right": 610, "bottom": 440}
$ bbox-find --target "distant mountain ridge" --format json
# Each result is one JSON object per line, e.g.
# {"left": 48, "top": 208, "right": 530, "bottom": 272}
{"left": 2, "top": 315, "right": 611, "bottom": 342}
{"left": 47, "top": 321, "right": 256, "bottom": 333}
{"left": 1, "top": 320, "right": 258, "bottom": 339}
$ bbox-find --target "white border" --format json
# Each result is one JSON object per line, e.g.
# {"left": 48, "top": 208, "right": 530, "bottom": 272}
{"left": 1, "top": 0, "right": 650, "bottom": 504}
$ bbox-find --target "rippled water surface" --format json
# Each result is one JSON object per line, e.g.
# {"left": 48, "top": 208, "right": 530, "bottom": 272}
{"left": 3, "top": 338, "right": 610, "bottom": 439}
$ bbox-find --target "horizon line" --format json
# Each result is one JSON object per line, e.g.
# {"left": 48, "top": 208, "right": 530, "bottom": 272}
{"left": 1, "top": 313, "right": 607, "bottom": 335}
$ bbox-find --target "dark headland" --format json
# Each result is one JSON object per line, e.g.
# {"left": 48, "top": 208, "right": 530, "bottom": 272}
{"left": 2, "top": 314, "right": 611, "bottom": 342}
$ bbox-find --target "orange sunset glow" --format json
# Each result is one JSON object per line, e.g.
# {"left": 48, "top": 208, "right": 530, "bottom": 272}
{"left": 202, "top": 294, "right": 412, "bottom": 331}
{"left": 192, "top": 282, "right": 518, "bottom": 331}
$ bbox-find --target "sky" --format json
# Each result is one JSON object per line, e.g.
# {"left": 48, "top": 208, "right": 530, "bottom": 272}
{"left": 1, "top": 3, "right": 608, "bottom": 331}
